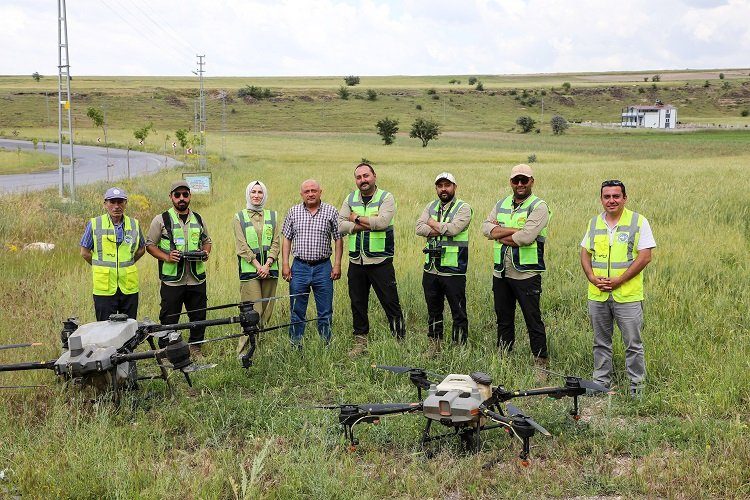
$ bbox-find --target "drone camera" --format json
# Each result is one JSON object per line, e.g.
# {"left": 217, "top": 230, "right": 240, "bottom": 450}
{"left": 438, "top": 401, "right": 451, "bottom": 416}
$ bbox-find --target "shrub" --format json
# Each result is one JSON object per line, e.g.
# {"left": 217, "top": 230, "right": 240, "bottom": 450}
{"left": 515, "top": 115, "right": 536, "bottom": 133}
{"left": 540, "top": 90, "right": 547, "bottom": 96}
{"left": 550, "top": 115, "right": 569, "bottom": 135}
{"left": 448, "top": 79, "right": 461, "bottom": 84}
{"left": 527, "top": 153, "right": 537, "bottom": 163}
{"left": 652, "top": 74, "right": 661, "bottom": 82}
{"left": 344, "top": 75, "right": 360, "bottom": 86}
{"left": 468, "top": 77, "right": 478, "bottom": 85}
{"left": 475, "top": 82, "right": 484, "bottom": 91}
{"left": 722, "top": 81, "right": 731, "bottom": 90}
{"left": 509, "top": 89, "right": 517, "bottom": 96}
{"left": 337, "top": 86, "right": 350, "bottom": 100}
{"left": 431, "top": 94, "right": 440, "bottom": 100}
{"left": 175, "top": 128, "right": 190, "bottom": 148}
{"left": 426, "top": 88, "right": 437, "bottom": 95}
{"left": 409, "top": 117, "right": 440, "bottom": 147}
{"left": 238, "top": 85, "right": 272, "bottom": 99}
{"left": 415, "top": 104, "right": 422, "bottom": 110}
{"left": 643, "top": 77, "right": 649, "bottom": 82}
{"left": 561, "top": 82, "right": 571, "bottom": 92}
{"left": 719, "top": 72, "right": 725, "bottom": 79}
{"left": 638, "top": 87, "right": 645, "bottom": 94}
{"left": 366, "top": 89, "right": 377, "bottom": 101}
{"left": 133, "top": 122, "right": 154, "bottom": 144}
{"left": 703, "top": 80, "right": 711, "bottom": 88}
{"left": 741, "top": 109, "right": 749, "bottom": 117}
{"left": 32, "top": 72, "right": 42, "bottom": 82}
{"left": 375, "top": 117, "right": 399, "bottom": 145}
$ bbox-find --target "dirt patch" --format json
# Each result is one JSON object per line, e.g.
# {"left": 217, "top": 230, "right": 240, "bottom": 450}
{"left": 298, "top": 95, "right": 314, "bottom": 102}
{"left": 164, "top": 94, "right": 186, "bottom": 109}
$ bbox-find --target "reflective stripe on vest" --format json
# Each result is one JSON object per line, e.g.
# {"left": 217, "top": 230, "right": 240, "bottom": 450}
{"left": 347, "top": 188, "right": 395, "bottom": 259}
{"left": 587, "top": 208, "right": 644, "bottom": 303}
{"left": 423, "top": 199, "right": 471, "bottom": 275}
{"left": 91, "top": 215, "right": 140, "bottom": 296}
{"left": 158, "top": 208, "right": 206, "bottom": 282}
{"left": 237, "top": 209, "right": 279, "bottom": 281}
{"left": 493, "top": 194, "right": 550, "bottom": 273}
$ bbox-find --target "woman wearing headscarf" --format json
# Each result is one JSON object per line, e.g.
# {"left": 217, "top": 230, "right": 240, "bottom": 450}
{"left": 234, "top": 180, "right": 280, "bottom": 351}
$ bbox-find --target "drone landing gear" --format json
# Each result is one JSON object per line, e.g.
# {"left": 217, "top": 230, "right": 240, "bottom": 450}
{"left": 239, "top": 330, "right": 257, "bottom": 369}
{"left": 570, "top": 395, "right": 581, "bottom": 420}
{"left": 420, "top": 420, "right": 482, "bottom": 457}
{"left": 146, "top": 337, "right": 173, "bottom": 391}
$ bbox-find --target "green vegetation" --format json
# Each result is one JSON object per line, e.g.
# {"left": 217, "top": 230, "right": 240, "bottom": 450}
{"left": 409, "top": 117, "right": 440, "bottom": 147}
{"left": 516, "top": 115, "right": 536, "bottom": 133}
{"left": 550, "top": 115, "right": 569, "bottom": 135}
{"left": 344, "top": 75, "right": 360, "bottom": 86}
{"left": 0, "top": 71, "right": 749, "bottom": 497}
{"left": 0, "top": 147, "right": 56, "bottom": 174}
{"left": 375, "top": 117, "right": 399, "bottom": 145}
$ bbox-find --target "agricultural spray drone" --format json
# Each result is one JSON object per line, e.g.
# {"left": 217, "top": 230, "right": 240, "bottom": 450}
{"left": 0, "top": 296, "right": 312, "bottom": 397}
{"left": 317, "top": 365, "right": 611, "bottom": 464}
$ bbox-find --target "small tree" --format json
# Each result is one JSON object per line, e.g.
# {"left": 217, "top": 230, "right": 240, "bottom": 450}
{"left": 375, "top": 117, "right": 399, "bottom": 145}
{"left": 515, "top": 115, "right": 536, "bottom": 133}
{"left": 719, "top": 72, "right": 725, "bottom": 79}
{"left": 344, "top": 75, "right": 360, "bottom": 86}
{"left": 703, "top": 80, "right": 711, "bottom": 88}
{"left": 133, "top": 122, "right": 154, "bottom": 145}
{"left": 337, "top": 86, "right": 350, "bottom": 100}
{"left": 468, "top": 77, "right": 478, "bottom": 85}
{"left": 86, "top": 106, "right": 111, "bottom": 169}
{"left": 561, "top": 82, "right": 571, "bottom": 92}
{"left": 652, "top": 74, "right": 661, "bottom": 82}
{"left": 475, "top": 81, "right": 484, "bottom": 91}
{"left": 366, "top": 89, "right": 377, "bottom": 101}
{"left": 409, "top": 117, "right": 440, "bottom": 147}
{"left": 32, "top": 72, "right": 42, "bottom": 82}
{"left": 175, "top": 128, "right": 190, "bottom": 148}
{"left": 550, "top": 115, "right": 569, "bottom": 135}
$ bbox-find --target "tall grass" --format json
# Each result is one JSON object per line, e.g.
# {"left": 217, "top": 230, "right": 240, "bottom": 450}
{"left": 1, "top": 128, "right": 749, "bottom": 497}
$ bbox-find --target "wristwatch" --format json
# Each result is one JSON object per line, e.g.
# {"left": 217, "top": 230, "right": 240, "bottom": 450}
{"left": 355, "top": 216, "right": 361, "bottom": 225}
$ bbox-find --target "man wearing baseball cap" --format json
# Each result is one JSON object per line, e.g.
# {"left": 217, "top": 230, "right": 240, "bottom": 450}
{"left": 80, "top": 187, "right": 145, "bottom": 321}
{"left": 415, "top": 172, "right": 472, "bottom": 350}
{"left": 146, "top": 180, "right": 212, "bottom": 354}
{"left": 482, "top": 164, "right": 551, "bottom": 367}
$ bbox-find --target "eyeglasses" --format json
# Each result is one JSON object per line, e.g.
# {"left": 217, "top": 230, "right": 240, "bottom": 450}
{"left": 172, "top": 191, "right": 190, "bottom": 199}
{"left": 511, "top": 176, "right": 531, "bottom": 185}
{"left": 601, "top": 180, "right": 624, "bottom": 188}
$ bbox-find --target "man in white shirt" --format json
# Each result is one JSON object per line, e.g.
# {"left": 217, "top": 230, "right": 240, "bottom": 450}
{"left": 580, "top": 180, "right": 655, "bottom": 397}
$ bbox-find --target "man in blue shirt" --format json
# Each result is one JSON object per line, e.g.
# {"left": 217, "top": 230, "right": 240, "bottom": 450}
{"left": 80, "top": 187, "right": 145, "bottom": 321}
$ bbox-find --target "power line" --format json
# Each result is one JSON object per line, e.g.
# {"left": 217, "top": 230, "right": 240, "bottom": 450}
{"left": 130, "top": 0, "right": 201, "bottom": 56}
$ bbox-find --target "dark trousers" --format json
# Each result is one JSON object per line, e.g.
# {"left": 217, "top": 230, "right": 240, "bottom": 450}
{"left": 422, "top": 272, "right": 468, "bottom": 343}
{"left": 348, "top": 260, "right": 405, "bottom": 338}
{"left": 93, "top": 289, "right": 138, "bottom": 321}
{"left": 158, "top": 282, "right": 207, "bottom": 346}
{"left": 493, "top": 274, "right": 547, "bottom": 358}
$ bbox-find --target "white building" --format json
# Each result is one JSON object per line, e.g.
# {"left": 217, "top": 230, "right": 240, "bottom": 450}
{"left": 621, "top": 101, "right": 677, "bottom": 129}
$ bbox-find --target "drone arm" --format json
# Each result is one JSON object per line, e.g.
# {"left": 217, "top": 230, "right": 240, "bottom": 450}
{"left": 489, "top": 385, "right": 583, "bottom": 403}
{"left": 0, "top": 360, "right": 56, "bottom": 372}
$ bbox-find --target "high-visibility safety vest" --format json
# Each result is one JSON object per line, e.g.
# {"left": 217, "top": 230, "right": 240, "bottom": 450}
{"left": 158, "top": 208, "right": 206, "bottom": 282}
{"left": 236, "top": 209, "right": 279, "bottom": 281}
{"left": 493, "top": 195, "right": 550, "bottom": 273}
{"left": 423, "top": 199, "right": 472, "bottom": 275}
{"left": 586, "top": 208, "right": 645, "bottom": 303}
{"left": 90, "top": 215, "right": 140, "bottom": 296}
{"left": 347, "top": 188, "right": 395, "bottom": 259}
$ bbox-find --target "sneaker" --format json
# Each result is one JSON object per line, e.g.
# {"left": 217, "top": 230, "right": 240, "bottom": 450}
{"left": 348, "top": 334, "right": 367, "bottom": 357}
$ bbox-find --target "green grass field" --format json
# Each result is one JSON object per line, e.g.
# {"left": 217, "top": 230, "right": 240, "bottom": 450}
{"left": 1, "top": 73, "right": 749, "bottom": 498}
{"left": 0, "top": 147, "right": 57, "bottom": 174}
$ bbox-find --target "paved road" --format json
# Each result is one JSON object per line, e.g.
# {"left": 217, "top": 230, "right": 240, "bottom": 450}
{"left": 0, "top": 139, "right": 182, "bottom": 194}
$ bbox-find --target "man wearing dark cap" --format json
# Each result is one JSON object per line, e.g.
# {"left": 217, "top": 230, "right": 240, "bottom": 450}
{"left": 146, "top": 180, "right": 212, "bottom": 353}
{"left": 80, "top": 187, "right": 145, "bottom": 321}
{"left": 482, "top": 164, "right": 551, "bottom": 367}
{"left": 416, "top": 172, "right": 472, "bottom": 350}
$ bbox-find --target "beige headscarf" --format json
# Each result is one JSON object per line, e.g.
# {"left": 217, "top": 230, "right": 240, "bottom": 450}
{"left": 245, "top": 180, "right": 268, "bottom": 211}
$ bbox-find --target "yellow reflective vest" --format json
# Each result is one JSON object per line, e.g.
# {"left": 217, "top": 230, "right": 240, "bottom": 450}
{"left": 586, "top": 208, "right": 645, "bottom": 302}
{"left": 236, "top": 209, "right": 279, "bottom": 281}
{"left": 90, "top": 215, "right": 140, "bottom": 296}
{"left": 493, "top": 195, "right": 550, "bottom": 273}
{"left": 158, "top": 208, "right": 206, "bottom": 282}
{"left": 424, "top": 199, "right": 472, "bottom": 275}
{"left": 347, "top": 188, "right": 395, "bottom": 259}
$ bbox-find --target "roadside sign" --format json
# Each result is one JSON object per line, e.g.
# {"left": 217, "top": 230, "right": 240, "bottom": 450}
{"left": 183, "top": 172, "right": 212, "bottom": 194}
{"left": 97, "top": 137, "right": 101, "bottom": 143}
{"left": 172, "top": 142, "right": 177, "bottom": 148}
{"left": 139, "top": 139, "right": 144, "bottom": 145}
{"left": 186, "top": 148, "right": 193, "bottom": 154}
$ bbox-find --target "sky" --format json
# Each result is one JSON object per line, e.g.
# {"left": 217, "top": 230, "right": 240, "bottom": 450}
{"left": 1, "top": 0, "right": 749, "bottom": 77}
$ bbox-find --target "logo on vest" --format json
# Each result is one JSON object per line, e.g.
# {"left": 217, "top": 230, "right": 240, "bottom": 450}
{"left": 123, "top": 235, "right": 133, "bottom": 244}
{"left": 517, "top": 217, "right": 527, "bottom": 225}
{"left": 617, "top": 232, "right": 629, "bottom": 243}
{"left": 191, "top": 233, "right": 200, "bottom": 242}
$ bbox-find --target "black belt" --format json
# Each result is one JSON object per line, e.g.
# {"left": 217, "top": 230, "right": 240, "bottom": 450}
{"left": 296, "top": 257, "right": 330, "bottom": 266}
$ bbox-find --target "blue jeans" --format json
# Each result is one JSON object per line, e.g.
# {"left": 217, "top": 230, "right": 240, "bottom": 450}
{"left": 289, "top": 259, "right": 333, "bottom": 343}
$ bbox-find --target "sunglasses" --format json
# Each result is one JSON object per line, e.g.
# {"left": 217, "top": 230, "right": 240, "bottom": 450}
{"left": 511, "top": 176, "right": 532, "bottom": 185}
{"left": 172, "top": 191, "right": 191, "bottom": 199}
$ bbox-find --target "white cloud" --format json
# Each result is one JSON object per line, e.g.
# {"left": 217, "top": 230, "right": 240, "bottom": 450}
{"left": 0, "top": 0, "right": 748, "bottom": 76}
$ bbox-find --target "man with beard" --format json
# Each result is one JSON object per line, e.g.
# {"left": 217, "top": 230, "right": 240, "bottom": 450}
{"left": 482, "top": 164, "right": 551, "bottom": 367}
{"left": 338, "top": 162, "right": 405, "bottom": 356}
{"left": 80, "top": 187, "right": 145, "bottom": 321}
{"left": 415, "top": 172, "right": 472, "bottom": 350}
{"left": 146, "top": 180, "right": 212, "bottom": 353}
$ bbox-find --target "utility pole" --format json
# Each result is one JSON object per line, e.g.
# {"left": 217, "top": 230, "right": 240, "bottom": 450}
{"left": 221, "top": 92, "right": 226, "bottom": 158}
{"left": 57, "top": 0, "right": 75, "bottom": 200}
{"left": 194, "top": 55, "right": 206, "bottom": 169}
{"left": 540, "top": 97, "right": 544, "bottom": 125}
{"left": 45, "top": 91, "right": 50, "bottom": 123}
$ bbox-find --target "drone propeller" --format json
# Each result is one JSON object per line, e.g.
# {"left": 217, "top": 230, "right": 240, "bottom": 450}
{"left": 372, "top": 364, "right": 445, "bottom": 379}
{"left": 163, "top": 292, "right": 311, "bottom": 320}
{"left": 189, "top": 318, "right": 320, "bottom": 345}
{"left": 0, "top": 342, "right": 43, "bottom": 351}
{"left": 536, "top": 367, "right": 612, "bottom": 394}
{"left": 506, "top": 403, "right": 551, "bottom": 437}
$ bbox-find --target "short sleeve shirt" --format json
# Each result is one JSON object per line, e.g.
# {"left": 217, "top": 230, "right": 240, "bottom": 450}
{"left": 281, "top": 202, "right": 341, "bottom": 261}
